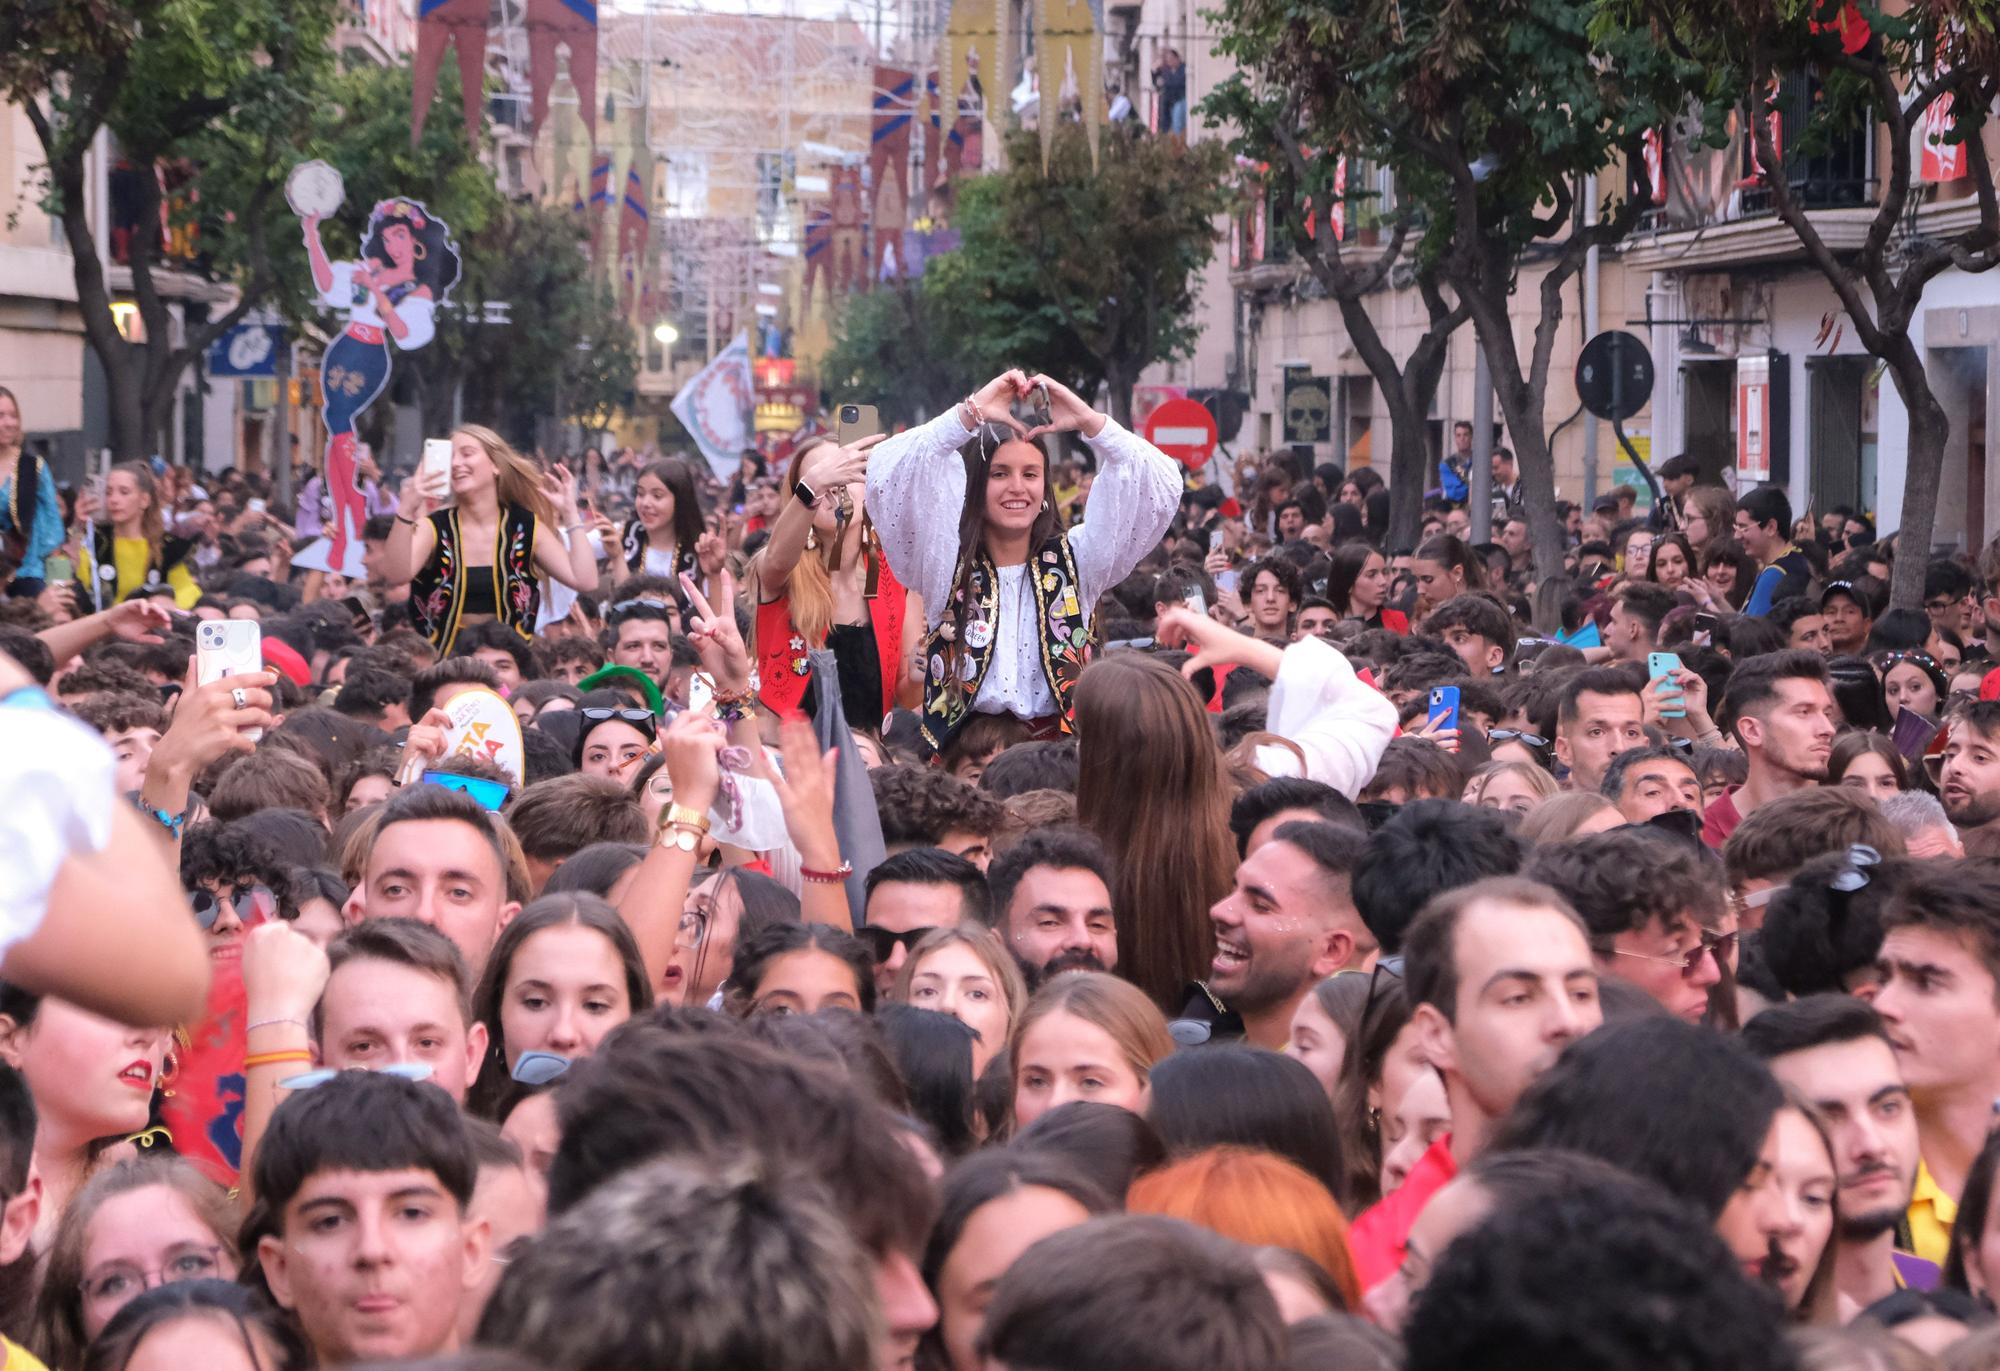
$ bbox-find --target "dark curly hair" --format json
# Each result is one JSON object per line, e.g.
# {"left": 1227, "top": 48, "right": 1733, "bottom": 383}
{"left": 1524, "top": 827, "right": 1725, "bottom": 949}
{"left": 178, "top": 821, "right": 300, "bottom": 921}
{"left": 869, "top": 764, "right": 1005, "bottom": 849}
{"left": 724, "top": 922, "right": 876, "bottom": 1017}
{"left": 1404, "top": 1166, "right": 1794, "bottom": 1371}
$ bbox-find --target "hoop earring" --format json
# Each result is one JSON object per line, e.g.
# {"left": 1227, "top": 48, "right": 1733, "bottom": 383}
{"left": 411, "top": 241, "right": 427, "bottom": 260}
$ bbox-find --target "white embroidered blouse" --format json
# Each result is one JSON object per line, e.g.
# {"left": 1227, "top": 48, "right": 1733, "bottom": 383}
{"left": 867, "top": 408, "right": 1183, "bottom": 720}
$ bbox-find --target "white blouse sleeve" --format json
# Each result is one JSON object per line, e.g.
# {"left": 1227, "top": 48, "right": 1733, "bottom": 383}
{"left": 1068, "top": 419, "right": 1184, "bottom": 608}
{"left": 389, "top": 295, "right": 437, "bottom": 351}
{"left": 1253, "top": 635, "right": 1400, "bottom": 797}
{"left": 0, "top": 710, "right": 118, "bottom": 959}
{"left": 318, "top": 261, "right": 357, "bottom": 311}
{"left": 864, "top": 407, "right": 977, "bottom": 629}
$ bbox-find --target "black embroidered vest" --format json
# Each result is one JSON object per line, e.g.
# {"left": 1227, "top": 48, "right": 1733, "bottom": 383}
{"left": 409, "top": 505, "right": 540, "bottom": 654}
{"left": 919, "top": 533, "right": 1092, "bottom": 758}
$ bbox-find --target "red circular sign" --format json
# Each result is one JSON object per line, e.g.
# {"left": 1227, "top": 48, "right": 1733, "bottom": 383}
{"left": 1143, "top": 397, "right": 1219, "bottom": 468}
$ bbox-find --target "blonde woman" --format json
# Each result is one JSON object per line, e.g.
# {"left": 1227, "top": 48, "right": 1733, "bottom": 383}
{"left": 1008, "top": 971, "right": 1175, "bottom": 1132}
{"left": 1464, "top": 760, "right": 1560, "bottom": 817}
{"left": 386, "top": 424, "right": 599, "bottom": 653}
{"left": 753, "top": 434, "right": 917, "bottom": 731}
{"left": 892, "top": 924, "right": 1028, "bottom": 1076}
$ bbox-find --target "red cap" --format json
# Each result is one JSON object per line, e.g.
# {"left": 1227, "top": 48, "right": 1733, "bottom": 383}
{"left": 1220, "top": 497, "right": 1242, "bottom": 519}
{"left": 1982, "top": 667, "right": 2000, "bottom": 702}
{"left": 262, "top": 638, "right": 310, "bottom": 688}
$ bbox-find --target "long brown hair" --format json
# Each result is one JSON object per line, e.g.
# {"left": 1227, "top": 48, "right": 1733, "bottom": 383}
{"left": 30, "top": 1155, "right": 238, "bottom": 1371}
{"left": 938, "top": 426, "right": 1061, "bottom": 702}
{"left": 109, "top": 461, "right": 165, "bottom": 566}
{"left": 1074, "top": 652, "right": 1234, "bottom": 1008}
{"left": 454, "top": 424, "right": 556, "bottom": 525}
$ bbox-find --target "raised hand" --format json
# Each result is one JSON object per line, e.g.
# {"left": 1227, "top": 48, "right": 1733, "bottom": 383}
{"left": 542, "top": 462, "right": 580, "bottom": 518}
{"left": 681, "top": 570, "right": 750, "bottom": 694}
{"left": 1022, "top": 374, "right": 1107, "bottom": 441}
{"left": 799, "top": 434, "right": 883, "bottom": 494}
{"left": 768, "top": 716, "right": 841, "bottom": 868}
{"left": 661, "top": 707, "right": 727, "bottom": 813}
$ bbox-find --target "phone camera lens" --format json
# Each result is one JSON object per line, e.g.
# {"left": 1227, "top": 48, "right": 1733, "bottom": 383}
{"left": 840, "top": 406, "right": 859, "bottom": 422}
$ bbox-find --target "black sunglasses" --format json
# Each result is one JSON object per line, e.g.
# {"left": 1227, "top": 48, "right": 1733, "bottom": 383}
{"left": 187, "top": 883, "right": 277, "bottom": 931}
{"left": 579, "top": 706, "right": 657, "bottom": 735}
{"left": 855, "top": 926, "right": 936, "bottom": 964}
{"left": 1488, "top": 728, "right": 1549, "bottom": 750}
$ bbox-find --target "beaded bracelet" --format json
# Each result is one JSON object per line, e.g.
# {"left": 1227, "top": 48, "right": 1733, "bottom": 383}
{"left": 800, "top": 861, "right": 855, "bottom": 884}
{"left": 140, "top": 801, "right": 187, "bottom": 841}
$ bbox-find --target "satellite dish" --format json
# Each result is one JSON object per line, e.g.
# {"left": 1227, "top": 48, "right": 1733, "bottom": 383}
{"left": 1575, "top": 331, "right": 1655, "bottom": 422}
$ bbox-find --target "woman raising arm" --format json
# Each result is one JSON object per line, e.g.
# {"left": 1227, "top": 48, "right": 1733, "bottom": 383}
{"left": 866, "top": 371, "right": 1182, "bottom": 757}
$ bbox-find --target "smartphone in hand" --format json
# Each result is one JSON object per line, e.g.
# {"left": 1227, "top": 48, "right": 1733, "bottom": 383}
{"left": 1427, "top": 685, "right": 1460, "bottom": 733}
{"left": 1648, "top": 652, "right": 1685, "bottom": 719}
{"left": 196, "top": 619, "right": 264, "bottom": 742}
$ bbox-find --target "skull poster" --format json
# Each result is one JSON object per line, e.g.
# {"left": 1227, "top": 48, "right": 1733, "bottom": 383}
{"left": 1282, "top": 367, "right": 1332, "bottom": 446}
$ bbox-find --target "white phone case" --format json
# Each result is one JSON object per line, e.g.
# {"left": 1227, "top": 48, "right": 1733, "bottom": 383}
{"left": 196, "top": 620, "right": 264, "bottom": 741}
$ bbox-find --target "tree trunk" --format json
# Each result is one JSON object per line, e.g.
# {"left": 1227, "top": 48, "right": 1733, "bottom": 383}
{"left": 1104, "top": 360, "right": 1135, "bottom": 429}
{"left": 1888, "top": 342, "right": 1949, "bottom": 611}
{"left": 1380, "top": 384, "right": 1431, "bottom": 553}
{"left": 1458, "top": 275, "right": 1566, "bottom": 585}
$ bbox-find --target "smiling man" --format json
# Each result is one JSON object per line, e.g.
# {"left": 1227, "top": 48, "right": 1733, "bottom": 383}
{"left": 255, "top": 1071, "right": 491, "bottom": 1366}
{"left": 1870, "top": 861, "right": 2000, "bottom": 1267}
{"left": 1938, "top": 701, "right": 2000, "bottom": 838}
{"left": 1195, "top": 822, "right": 1369, "bottom": 1048}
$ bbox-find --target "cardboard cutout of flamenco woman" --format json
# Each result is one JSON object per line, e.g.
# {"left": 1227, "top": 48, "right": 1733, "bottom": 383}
{"left": 286, "top": 160, "right": 462, "bottom": 578}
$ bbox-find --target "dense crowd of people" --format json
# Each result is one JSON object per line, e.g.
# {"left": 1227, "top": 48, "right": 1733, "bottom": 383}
{"left": 3, "top": 368, "right": 2000, "bottom": 1370}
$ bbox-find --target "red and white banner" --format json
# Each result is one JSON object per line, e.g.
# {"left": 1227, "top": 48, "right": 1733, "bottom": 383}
{"left": 1920, "top": 41, "right": 1965, "bottom": 183}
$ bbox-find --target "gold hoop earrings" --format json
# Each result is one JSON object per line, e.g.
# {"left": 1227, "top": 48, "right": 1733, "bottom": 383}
{"left": 411, "top": 241, "right": 427, "bottom": 260}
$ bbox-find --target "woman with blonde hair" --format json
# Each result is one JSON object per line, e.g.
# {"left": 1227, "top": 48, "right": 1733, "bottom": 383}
{"left": 1008, "top": 971, "right": 1175, "bottom": 1132}
{"left": 386, "top": 424, "right": 598, "bottom": 653}
{"left": 80, "top": 462, "right": 200, "bottom": 608}
{"left": 1464, "top": 760, "right": 1560, "bottom": 817}
{"left": 1127, "top": 1145, "right": 1363, "bottom": 1311}
{"left": 30, "top": 1155, "right": 239, "bottom": 1371}
{"left": 1075, "top": 652, "right": 1236, "bottom": 1009}
{"left": 752, "top": 434, "right": 916, "bottom": 731}
{"left": 893, "top": 924, "right": 1028, "bottom": 1076}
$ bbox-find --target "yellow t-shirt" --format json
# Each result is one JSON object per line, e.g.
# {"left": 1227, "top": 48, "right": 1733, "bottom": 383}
{"left": 3, "top": 1337, "right": 50, "bottom": 1371}
{"left": 1907, "top": 1158, "right": 1957, "bottom": 1269}
{"left": 107, "top": 536, "right": 200, "bottom": 609}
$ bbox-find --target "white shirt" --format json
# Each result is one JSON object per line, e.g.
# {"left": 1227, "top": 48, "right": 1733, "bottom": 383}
{"left": 320, "top": 262, "right": 438, "bottom": 351}
{"left": 1252, "top": 635, "right": 1401, "bottom": 798}
{"left": 867, "top": 408, "right": 1183, "bottom": 719}
{"left": 0, "top": 708, "right": 116, "bottom": 959}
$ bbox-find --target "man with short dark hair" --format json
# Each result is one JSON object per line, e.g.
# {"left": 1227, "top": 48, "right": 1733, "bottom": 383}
{"left": 1351, "top": 799, "right": 1526, "bottom": 957}
{"left": 1242, "top": 556, "right": 1302, "bottom": 641}
{"left": 1420, "top": 595, "right": 1515, "bottom": 675}
{"left": 347, "top": 784, "right": 522, "bottom": 975}
{"left": 1601, "top": 744, "right": 1701, "bottom": 825}
{"left": 1489, "top": 447, "right": 1521, "bottom": 509}
{"left": 255, "top": 1071, "right": 490, "bottom": 1366}
{"left": 608, "top": 601, "right": 676, "bottom": 681}
{"left": 333, "top": 665, "right": 412, "bottom": 730}
{"left": 1736, "top": 484, "right": 1811, "bottom": 615}
{"left": 1526, "top": 828, "right": 1724, "bottom": 1023}
{"left": 985, "top": 826, "right": 1118, "bottom": 984}
{"left": 1347, "top": 876, "right": 1601, "bottom": 1290}
{"left": 862, "top": 848, "right": 990, "bottom": 996}
{"left": 1705, "top": 649, "right": 1835, "bottom": 846}
{"left": 1227, "top": 776, "right": 1364, "bottom": 857}
{"left": 1653, "top": 453, "right": 1700, "bottom": 531}
{"left": 1768, "top": 595, "right": 1831, "bottom": 655}
{"left": 1871, "top": 860, "right": 2000, "bottom": 1265}
{"left": 292, "top": 917, "right": 487, "bottom": 1104}
{"left": 1605, "top": 582, "right": 1676, "bottom": 665}
{"left": 1554, "top": 666, "right": 1646, "bottom": 795}
{"left": 1741, "top": 995, "right": 1936, "bottom": 1303}
{"left": 1199, "top": 821, "right": 1370, "bottom": 1048}
{"left": 980, "top": 1216, "right": 1286, "bottom": 1371}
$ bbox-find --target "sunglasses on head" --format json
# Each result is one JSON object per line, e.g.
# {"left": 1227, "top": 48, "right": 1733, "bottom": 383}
{"left": 187, "top": 883, "right": 277, "bottom": 931}
{"left": 855, "top": 926, "right": 936, "bottom": 964}
{"left": 580, "top": 706, "right": 658, "bottom": 734}
{"left": 421, "top": 769, "right": 510, "bottom": 812}
{"left": 1488, "top": 728, "right": 1549, "bottom": 750}
{"left": 279, "top": 1062, "right": 436, "bottom": 1091}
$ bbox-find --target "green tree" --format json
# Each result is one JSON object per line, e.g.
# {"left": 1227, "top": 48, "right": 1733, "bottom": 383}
{"left": 0, "top": 0, "right": 342, "bottom": 461}
{"left": 948, "top": 123, "right": 1233, "bottom": 424}
{"left": 820, "top": 275, "right": 984, "bottom": 428}
{"left": 1618, "top": 0, "right": 2000, "bottom": 609}
{"left": 1213, "top": 0, "right": 1716, "bottom": 579}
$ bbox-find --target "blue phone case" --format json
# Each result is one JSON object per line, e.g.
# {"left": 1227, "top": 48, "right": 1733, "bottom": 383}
{"left": 1428, "top": 687, "right": 1460, "bottom": 732}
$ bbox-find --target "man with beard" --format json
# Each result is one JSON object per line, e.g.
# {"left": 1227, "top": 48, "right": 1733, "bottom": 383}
{"left": 1188, "top": 822, "right": 1369, "bottom": 1047}
{"left": 1742, "top": 995, "right": 1937, "bottom": 1302}
{"left": 1704, "top": 650, "right": 1837, "bottom": 846}
{"left": 985, "top": 827, "right": 1120, "bottom": 985}
{"left": 1938, "top": 701, "right": 2000, "bottom": 840}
